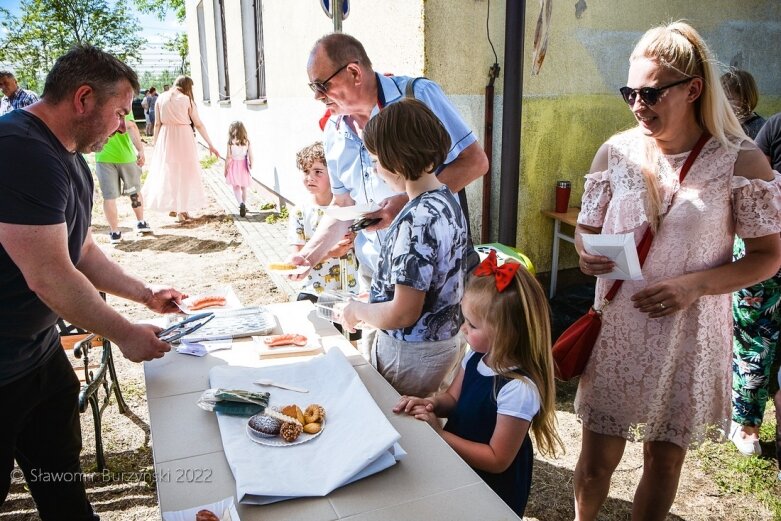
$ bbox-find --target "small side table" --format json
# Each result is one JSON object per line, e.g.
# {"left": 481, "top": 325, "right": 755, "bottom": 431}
{"left": 541, "top": 208, "right": 580, "bottom": 299}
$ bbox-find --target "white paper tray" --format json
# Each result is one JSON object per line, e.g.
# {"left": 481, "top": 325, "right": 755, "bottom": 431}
{"left": 181, "top": 307, "right": 275, "bottom": 342}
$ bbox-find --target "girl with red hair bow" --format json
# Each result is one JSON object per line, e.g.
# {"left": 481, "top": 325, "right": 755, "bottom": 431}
{"left": 394, "top": 250, "right": 562, "bottom": 516}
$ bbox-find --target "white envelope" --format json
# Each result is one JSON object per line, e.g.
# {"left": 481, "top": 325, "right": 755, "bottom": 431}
{"left": 582, "top": 233, "right": 643, "bottom": 280}
{"left": 324, "top": 203, "right": 381, "bottom": 221}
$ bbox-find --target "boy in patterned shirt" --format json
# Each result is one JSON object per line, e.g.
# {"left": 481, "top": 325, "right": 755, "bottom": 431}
{"left": 341, "top": 99, "right": 469, "bottom": 397}
{"left": 288, "top": 142, "right": 359, "bottom": 336}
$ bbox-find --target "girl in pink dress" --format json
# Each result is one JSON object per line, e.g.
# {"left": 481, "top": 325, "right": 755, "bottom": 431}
{"left": 223, "top": 121, "right": 253, "bottom": 217}
{"left": 142, "top": 75, "right": 220, "bottom": 222}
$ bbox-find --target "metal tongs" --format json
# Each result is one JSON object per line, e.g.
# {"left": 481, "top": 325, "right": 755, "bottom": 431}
{"left": 156, "top": 312, "right": 215, "bottom": 343}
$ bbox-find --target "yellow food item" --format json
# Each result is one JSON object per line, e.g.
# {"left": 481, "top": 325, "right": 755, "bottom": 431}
{"left": 268, "top": 262, "right": 297, "bottom": 271}
{"left": 304, "top": 404, "right": 326, "bottom": 424}
{"left": 303, "top": 422, "right": 322, "bottom": 434}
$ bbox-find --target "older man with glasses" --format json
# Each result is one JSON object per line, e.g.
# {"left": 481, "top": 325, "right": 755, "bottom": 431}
{"left": 0, "top": 71, "right": 39, "bottom": 116}
{"left": 288, "top": 32, "right": 488, "bottom": 358}
{"left": 292, "top": 33, "right": 488, "bottom": 277}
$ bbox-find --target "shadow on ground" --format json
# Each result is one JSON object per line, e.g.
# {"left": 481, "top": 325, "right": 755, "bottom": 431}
{"left": 526, "top": 459, "right": 687, "bottom": 520}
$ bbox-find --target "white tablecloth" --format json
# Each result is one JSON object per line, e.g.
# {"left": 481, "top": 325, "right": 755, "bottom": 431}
{"left": 209, "top": 348, "right": 403, "bottom": 504}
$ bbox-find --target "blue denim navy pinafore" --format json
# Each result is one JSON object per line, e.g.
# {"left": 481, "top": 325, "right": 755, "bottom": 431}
{"left": 443, "top": 352, "right": 533, "bottom": 516}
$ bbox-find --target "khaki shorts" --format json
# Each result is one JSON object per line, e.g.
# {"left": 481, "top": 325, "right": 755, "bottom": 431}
{"left": 371, "top": 330, "right": 460, "bottom": 397}
{"left": 96, "top": 162, "right": 142, "bottom": 200}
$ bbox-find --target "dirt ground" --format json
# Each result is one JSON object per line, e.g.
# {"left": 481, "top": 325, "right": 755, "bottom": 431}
{"left": 1, "top": 145, "right": 777, "bottom": 520}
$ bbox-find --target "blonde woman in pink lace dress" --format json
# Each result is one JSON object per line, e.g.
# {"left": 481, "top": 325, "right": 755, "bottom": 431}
{"left": 572, "top": 22, "right": 781, "bottom": 520}
{"left": 142, "top": 76, "right": 220, "bottom": 222}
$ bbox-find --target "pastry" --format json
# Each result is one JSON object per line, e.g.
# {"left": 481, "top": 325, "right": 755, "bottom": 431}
{"left": 304, "top": 404, "right": 326, "bottom": 424}
{"left": 281, "top": 404, "right": 305, "bottom": 425}
{"left": 280, "top": 421, "right": 303, "bottom": 442}
{"left": 195, "top": 510, "right": 219, "bottom": 521}
{"left": 303, "top": 422, "right": 322, "bottom": 434}
{"left": 248, "top": 411, "right": 281, "bottom": 437}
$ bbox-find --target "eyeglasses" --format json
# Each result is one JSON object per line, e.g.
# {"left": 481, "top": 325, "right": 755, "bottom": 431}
{"left": 308, "top": 61, "right": 357, "bottom": 95}
{"left": 619, "top": 77, "right": 694, "bottom": 106}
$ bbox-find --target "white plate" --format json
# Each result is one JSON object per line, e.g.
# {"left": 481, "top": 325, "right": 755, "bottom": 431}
{"left": 324, "top": 203, "right": 381, "bottom": 221}
{"left": 178, "top": 286, "right": 242, "bottom": 314}
{"left": 246, "top": 419, "right": 324, "bottom": 447}
{"left": 266, "top": 264, "right": 310, "bottom": 276}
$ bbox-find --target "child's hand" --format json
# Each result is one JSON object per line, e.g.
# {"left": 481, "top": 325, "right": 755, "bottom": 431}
{"left": 393, "top": 395, "right": 435, "bottom": 415}
{"left": 414, "top": 410, "right": 442, "bottom": 432}
{"left": 284, "top": 255, "right": 311, "bottom": 281}
{"left": 340, "top": 300, "right": 361, "bottom": 333}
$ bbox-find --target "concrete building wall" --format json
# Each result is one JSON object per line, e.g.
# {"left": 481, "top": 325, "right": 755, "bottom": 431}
{"left": 185, "top": 0, "right": 425, "bottom": 207}
{"left": 186, "top": 0, "right": 781, "bottom": 274}
{"left": 425, "top": 0, "right": 781, "bottom": 273}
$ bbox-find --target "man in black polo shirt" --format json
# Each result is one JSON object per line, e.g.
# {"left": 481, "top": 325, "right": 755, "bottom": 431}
{"left": 0, "top": 46, "right": 185, "bottom": 520}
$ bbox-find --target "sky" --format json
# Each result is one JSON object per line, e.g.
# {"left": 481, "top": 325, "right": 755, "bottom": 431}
{"left": 0, "top": 0, "right": 183, "bottom": 74}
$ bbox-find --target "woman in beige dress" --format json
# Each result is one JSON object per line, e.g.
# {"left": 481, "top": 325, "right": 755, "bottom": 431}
{"left": 142, "top": 76, "right": 220, "bottom": 222}
{"left": 573, "top": 21, "right": 781, "bottom": 520}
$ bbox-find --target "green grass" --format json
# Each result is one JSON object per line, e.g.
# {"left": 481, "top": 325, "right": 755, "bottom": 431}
{"left": 200, "top": 155, "right": 219, "bottom": 169}
{"left": 694, "top": 408, "right": 780, "bottom": 518}
{"left": 258, "top": 201, "right": 276, "bottom": 211}
{"left": 264, "top": 205, "right": 289, "bottom": 224}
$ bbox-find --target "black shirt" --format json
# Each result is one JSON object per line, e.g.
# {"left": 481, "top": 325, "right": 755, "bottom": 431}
{"left": 0, "top": 109, "right": 93, "bottom": 384}
{"left": 755, "top": 112, "right": 781, "bottom": 172}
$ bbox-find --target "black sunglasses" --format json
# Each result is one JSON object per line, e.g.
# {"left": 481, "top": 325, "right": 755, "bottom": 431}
{"left": 308, "top": 61, "right": 357, "bottom": 95}
{"left": 619, "top": 77, "right": 694, "bottom": 106}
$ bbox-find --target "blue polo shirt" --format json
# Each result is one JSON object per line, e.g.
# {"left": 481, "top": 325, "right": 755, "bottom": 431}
{"left": 323, "top": 74, "right": 477, "bottom": 271}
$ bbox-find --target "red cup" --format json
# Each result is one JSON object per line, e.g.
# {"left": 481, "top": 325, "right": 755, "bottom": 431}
{"left": 555, "top": 181, "right": 571, "bottom": 213}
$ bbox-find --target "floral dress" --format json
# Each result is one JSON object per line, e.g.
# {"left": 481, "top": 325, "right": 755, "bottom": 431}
{"left": 575, "top": 128, "right": 781, "bottom": 448}
{"left": 731, "top": 237, "right": 781, "bottom": 426}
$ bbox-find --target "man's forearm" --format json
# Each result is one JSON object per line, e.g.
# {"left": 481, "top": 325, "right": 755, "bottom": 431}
{"left": 436, "top": 141, "right": 488, "bottom": 193}
{"left": 32, "top": 263, "right": 136, "bottom": 345}
{"left": 76, "top": 237, "right": 152, "bottom": 305}
{"left": 299, "top": 216, "right": 352, "bottom": 266}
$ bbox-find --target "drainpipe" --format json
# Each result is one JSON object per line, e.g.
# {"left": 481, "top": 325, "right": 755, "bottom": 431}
{"left": 498, "top": 0, "right": 525, "bottom": 246}
{"left": 481, "top": 63, "right": 500, "bottom": 244}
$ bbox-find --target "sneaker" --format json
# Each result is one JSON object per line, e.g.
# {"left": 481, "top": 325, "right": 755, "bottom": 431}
{"left": 109, "top": 231, "right": 122, "bottom": 244}
{"left": 728, "top": 421, "right": 761, "bottom": 456}
{"left": 136, "top": 220, "right": 153, "bottom": 234}
{"left": 239, "top": 203, "right": 247, "bottom": 217}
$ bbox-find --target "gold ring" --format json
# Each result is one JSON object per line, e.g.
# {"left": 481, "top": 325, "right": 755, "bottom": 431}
{"left": 659, "top": 302, "right": 666, "bottom": 309}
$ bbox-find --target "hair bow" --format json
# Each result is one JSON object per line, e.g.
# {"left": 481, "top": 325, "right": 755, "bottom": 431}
{"left": 473, "top": 250, "right": 521, "bottom": 292}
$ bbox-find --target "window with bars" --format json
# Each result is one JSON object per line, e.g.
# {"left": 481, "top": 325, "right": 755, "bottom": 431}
{"left": 240, "top": 0, "right": 266, "bottom": 101}
{"left": 196, "top": 1, "right": 210, "bottom": 101}
{"left": 213, "top": 0, "right": 230, "bottom": 102}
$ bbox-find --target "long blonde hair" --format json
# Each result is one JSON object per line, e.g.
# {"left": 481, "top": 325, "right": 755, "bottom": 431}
{"left": 630, "top": 21, "right": 747, "bottom": 232}
{"left": 465, "top": 265, "right": 563, "bottom": 458}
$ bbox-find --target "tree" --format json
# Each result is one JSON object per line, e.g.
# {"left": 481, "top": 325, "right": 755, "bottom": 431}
{"left": 0, "top": 0, "right": 144, "bottom": 93}
{"left": 133, "top": 0, "right": 185, "bottom": 23}
{"left": 134, "top": 0, "right": 189, "bottom": 75}
{"left": 165, "top": 32, "right": 189, "bottom": 75}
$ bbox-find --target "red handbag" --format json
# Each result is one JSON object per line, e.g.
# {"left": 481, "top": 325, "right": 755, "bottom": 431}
{"left": 552, "top": 132, "right": 710, "bottom": 380}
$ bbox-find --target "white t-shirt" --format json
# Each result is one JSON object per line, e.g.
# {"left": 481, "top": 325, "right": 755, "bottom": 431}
{"left": 287, "top": 202, "right": 358, "bottom": 296}
{"left": 461, "top": 350, "right": 541, "bottom": 421}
